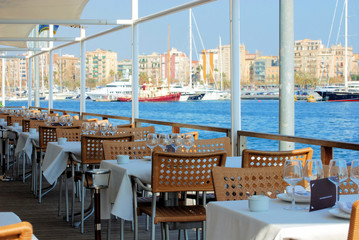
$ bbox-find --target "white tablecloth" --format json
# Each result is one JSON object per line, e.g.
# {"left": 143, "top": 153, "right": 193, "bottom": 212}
{"left": 100, "top": 156, "right": 242, "bottom": 221}
{"left": 206, "top": 195, "right": 356, "bottom": 240}
{"left": 0, "top": 121, "right": 7, "bottom": 128}
{"left": 5, "top": 125, "right": 23, "bottom": 134}
{"left": 15, "top": 132, "right": 39, "bottom": 159}
{"left": 0, "top": 212, "right": 38, "bottom": 240}
{"left": 42, "top": 141, "right": 81, "bottom": 185}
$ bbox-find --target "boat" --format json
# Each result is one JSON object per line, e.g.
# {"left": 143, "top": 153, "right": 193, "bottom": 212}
{"left": 307, "top": 95, "right": 316, "bottom": 102}
{"left": 117, "top": 92, "right": 181, "bottom": 102}
{"left": 86, "top": 78, "right": 132, "bottom": 101}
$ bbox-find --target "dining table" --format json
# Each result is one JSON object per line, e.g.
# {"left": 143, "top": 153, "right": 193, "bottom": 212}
{"left": 206, "top": 194, "right": 357, "bottom": 240}
{"left": 15, "top": 131, "right": 39, "bottom": 160}
{"left": 42, "top": 141, "right": 81, "bottom": 185}
{"left": 100, "top": 156, "right": 242, "bottom": 221}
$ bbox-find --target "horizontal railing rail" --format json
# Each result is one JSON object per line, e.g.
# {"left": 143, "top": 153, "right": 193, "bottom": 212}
{"left": 237, "top": 130, "right": 359, "bottom": 165}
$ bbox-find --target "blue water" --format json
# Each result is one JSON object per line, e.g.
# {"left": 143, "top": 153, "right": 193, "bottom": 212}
{"left": 6, "top": 100, "right": 359, "bottom": 161}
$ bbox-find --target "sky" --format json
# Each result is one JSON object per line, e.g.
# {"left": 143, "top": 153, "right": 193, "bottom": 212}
{"left": 16, "top": 0, "right": 359, "bottom": 60}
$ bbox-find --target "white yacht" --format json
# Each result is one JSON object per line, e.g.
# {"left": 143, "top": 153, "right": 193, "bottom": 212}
{"left": 86, "top": 78, "right": 132, "bottom": 101}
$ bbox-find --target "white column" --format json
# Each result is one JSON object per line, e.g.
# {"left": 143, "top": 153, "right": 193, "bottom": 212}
{"left": 80, "top": 28, "right": 86, "bottom": 117}
{"left": 2, "top": 55, "right": 5, "bottom": 106}
{"left": 48, "top": 25, "right": 54, "bottom": 110}
{"left": 279, "top": 0, "right": 295, "bottom": 150}
{"left": 34, "top": 25, "right": 40, "bottom": 107}
{"left": 230, "top": 0, "right": 241, "bottom": 156}
{"left": 131, "top": 0, "right": 139, "bottom": 123}
{"left": 28, "top": 57, "right": 32, "bottom": 107}
{"left": 189, "top": 9, "right": 192, "bottom": 88}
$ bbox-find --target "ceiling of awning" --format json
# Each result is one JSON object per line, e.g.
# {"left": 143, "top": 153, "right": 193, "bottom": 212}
{"left": 0, "top": 0, "right": 89, "bottom": 48}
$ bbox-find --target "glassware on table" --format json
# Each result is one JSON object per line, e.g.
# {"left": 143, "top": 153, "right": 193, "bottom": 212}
{"left": 350, "top": 160, "right": 359, "bottom": 195}
{"left": 91, "top": 122, "right": 99, "bottom": 135}
{"left": 52, "top": 116, "right": 59, "bottom": 125}
{"left": 81, "top": 122, "right": 91, "bottom": 135}
{"left": 146, "top": 133, "right": 158, "bottom": 155}
{"left": 283, "top": 159, "right": 304, "bottom": 210}
{"left": 158, "top": 134, "right": 170, "bottom": 151}
{"left": 304, "top": 159, "right": 324, "bottom": 187}
{"left": 182, "top": 133, "right": 194, "bottom": 152}
{"left": 100, "top": 123, "right": 109, "bottom": 136}
{"left": 108, "top": 123, "right": 117, "bottom": 135}
{"left": 170, "top": 134, "right": 183, "bottom": 152}
{"left": 66, "top": 116, "right": 73, "bottom": 126}
{"left": 59, "top": 116, "right": 67, "bottom": 126}
{"left": 328, "top": 159, "right": 348, "bottom": 208}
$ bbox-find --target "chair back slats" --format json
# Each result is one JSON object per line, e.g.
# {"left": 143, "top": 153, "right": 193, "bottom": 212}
{"left": 151, "top": 151, "right": 227, "bottom": 193}
{"left": 22, "top": 119, "right": 30, "bottom": 132}
{"left": 7, "top": 116, "right": 23, "bottom": 126}
{"left": 56, "top": 128, "right": 83, "bottom": 142}
{"left": 39, "top": 125, "right": 79, "bottom": 149}
{"left": 117, "top": 126, "right": 155, "bottom": 141}
{"left": 348, "top": 200, "right": 359, "bottom": 240}
{"left": 177, "top": 137, "right": 232, "bottom": 157}
{"left": 242, "top": 147, "right": 313, "bottom": 168}
{"left": 22, "top": 119, "right": 45, "bottom": 132}
{"left": 212, "top": 166, "right": 288, "bottom": 201}
{"left": 81, "top": 134, "right": 135, "bottom": 165}
{"left": 103, "top": 140, "right": 151, "bottom": 160}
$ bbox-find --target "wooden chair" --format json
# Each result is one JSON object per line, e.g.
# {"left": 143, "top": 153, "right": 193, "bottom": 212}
{"left": 22, "top": 119, "right": 45, "bottom": 132}
{"left": 212, "top": 166, "right": 288, "bottom": 201}
{"left": 56, "top": 128, "right": 83, "bottom": 142}
{"left": 0, "top": 221, "right": 33, "bottom": 240}
{"left": 177, "top": 137, "right": 232, "bottom": 156}
{"left": 348, "top": 200, "right": 359, "bottom": 240}
{"left": 7, "top": 116, "right": 23, "bottom": 126}
{"left": 103, "top": 140, "right": 151, "bottom": 160}
{"left": 117, "top": 126, "right": 155, "bottom": 141}
{"left": 180, "top": 131, "right": 199, "bottom": 140}
{"left": 136, "top": 150, "right": 227, "bottom": 240}
{"left": 242, "top": 147, "right": 313, "bottom": 168}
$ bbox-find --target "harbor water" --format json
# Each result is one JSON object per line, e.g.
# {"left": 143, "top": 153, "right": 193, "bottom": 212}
{"left": 6, "top": 99, "right": 359, "bottom": 161}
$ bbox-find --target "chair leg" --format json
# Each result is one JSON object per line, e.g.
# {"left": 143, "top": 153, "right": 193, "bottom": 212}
{"left": 81, "top": 174, "right": 85, "bottom": 233}
{"left": 22, "top": 153, "right": 26, "bottom": 183}
{"left": 65, "top": 172, "right": 69, "bottom": 222}
{"left": 71, "top": 163, "right": 76, "bottom": 226}
{"left": 184, "top": 229, "right": 189, "bottom": 240}
{"left": 58, "top": 174, "right": 63, "bottom": 216}
{"left": 120, "top": 218, "right": 124, "bottom": 240}
{"left": 107, "top": 218, "right": 111, "bottom": 240}
{"left": 150, "top": 199, "right": 156, "bottom": 240}
{"left": 38, "top": 151, "right": 43, "bottom": 203}
{"left": 132, "top": 181, "right": 138, "bottom": 240}
{"left": 165, "top": 223, "right": 170, "bottom": 240}
{"left": 202, "top": 221, "right": 206, "bottom": 240}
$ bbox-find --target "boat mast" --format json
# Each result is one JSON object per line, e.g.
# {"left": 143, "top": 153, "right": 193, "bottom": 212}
{"left": 344, "top": 0, "right": 348, "bottom": 91}
{"left": 189, "top": 9, "right": 192, "bottom": 88}
{"left": 219, "top": 35, "right": 223, "bottom": 91}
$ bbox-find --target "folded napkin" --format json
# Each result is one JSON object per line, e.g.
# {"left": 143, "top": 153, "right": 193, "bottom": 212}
{"left": 286, "top": 186, "right": 311, "bottom": 201}
{"left": 338, "top": 201, "right": 354, "bottom": 214}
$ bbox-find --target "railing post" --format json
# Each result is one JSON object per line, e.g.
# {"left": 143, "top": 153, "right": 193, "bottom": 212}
{"left": 238, "top": 134, "right": 247, "bottom": 157}
{"left": 321, "top": 146, "right": 333, "bottom": 165}
{"left": 172, "top": 126, "right": 180, "bottom": 134}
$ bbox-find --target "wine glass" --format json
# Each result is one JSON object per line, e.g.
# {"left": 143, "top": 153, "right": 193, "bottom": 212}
{"left": 304, "top": 159, "right": 324, "bottom": 187}
{"left": 171, "top": 134, "right": 183, "bottom": 152}
{"left": 146, "top": 133, "right": 158, "bottom": 155}
{"left": 100, "top": 123, "right": 109, "bottom": 136}
{"left": 108, "top": 123, "right": 117, "bottom": 135}
{"left": 59, "top": 116, "right": 67, "bottom": 126}
{"left": 81, "top": 122, "right": 90, "bottom": 135}
{"left": 283, "top": 159, "right": 304, "bottom": 210}
{"left": 66, "top": 116, "right": 73, "bottom": 126}
{"left": 91, "top": 122, "right": 99, "bottom": 135}
{"left": 328, "top": 159, "right": 348, "bottom": 208}
{"left": 350, "top": 160, "right": 359, "bottom": 196}
{"left": 182, "top": 133, "right": 194, "bottom": 152}
{"left": 158, "top": 134, "right": 170, "bottom": 151}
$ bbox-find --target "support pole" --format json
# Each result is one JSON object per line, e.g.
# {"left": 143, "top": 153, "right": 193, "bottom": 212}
{"left": 189, "top": 9, "right": 192, "bottom": 88}
{"left": 49, "top": 25, "right": 54, "bottom": 110}
{"left": 230, "top": 0, "right": 241, "bottom": 156}
{"left": 279, "top": 0, "right": 295, "bottom": 150}
{"left": 28, "top": 56, "right": 32, "bottom": 107}
{"left": 131, "top": 0, "right": 139, "bottom": 124}
{"left": 80, "top": 28, "right": 86, "bottom": 118}
{"left": 34, "top": 25, "right": 40, "bottom": 107}
{"left": 2, "top": 55, "right": 5, "bottom": 106}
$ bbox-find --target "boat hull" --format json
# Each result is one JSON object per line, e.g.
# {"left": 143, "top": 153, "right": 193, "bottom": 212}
{"left": 117, "top": 93, "right": 181, "bottom": 102}
{"left": 315, "top": 91, "right": 359, "bottom": 102}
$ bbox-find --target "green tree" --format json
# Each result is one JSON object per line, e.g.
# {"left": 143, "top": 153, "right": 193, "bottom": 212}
{"left": 139, "top": 72, "right": 149, "bottom": 85}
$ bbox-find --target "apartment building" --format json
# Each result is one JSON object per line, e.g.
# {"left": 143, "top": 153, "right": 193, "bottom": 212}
{"left": 86, "top": 49, "right": 117, "bottom": 84}
{"left": 139, "top": 52, "right": 161, "bottom": 84}
{"left": 160, "top": 48, "right": 189, "bottom": 85}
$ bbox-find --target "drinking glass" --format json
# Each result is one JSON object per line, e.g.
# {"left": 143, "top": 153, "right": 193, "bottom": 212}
{"left": 108, "top": 123, "right": 117, "bottom": 135}
{"left": 304, "top": 159, "right": 324, "bottom": 187}
{"left": 81, "top": 122, "right": 90, "bottom": 135}
{"left": 66, "top": 116, "right": 73, "bottom": 126}
{"left": 91, "top": 122, "right": 99, "bottom": 135}
{"left": 158, "top": 134, "right": 170, "bottom": 151}
{"left": 182, "top": 133, "right": 194, "bottom": 152}
{"left": 59, "top": 116, "right": 66, "bottom": 126}
{"left": 350, "top": 160, "right": 359, "bottom": 196}
{"left": 100, "top": 123, "right": 109, "bottom": 136}
{"left": 171, "top": 134, "right": 183, "bottom": 152}
{"left": 283, "top": 159, "right": 303, "bottom": 210}
{"left": 328, "top": 159, "right": 348, "bottom": 207}
{"left": 146, "top": 133, "right": 158, "bottom": 155}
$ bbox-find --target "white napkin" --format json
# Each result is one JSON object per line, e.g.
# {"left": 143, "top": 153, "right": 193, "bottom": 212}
{"left": 338, "top": 201, "right": 353, "bottom": 214}
{"left": 285, "top": 186, "right": 310, "bottom": 201}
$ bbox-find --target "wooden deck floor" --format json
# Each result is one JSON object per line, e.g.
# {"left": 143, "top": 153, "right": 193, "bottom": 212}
{"left": 0, "top": 176, "right": 199, "bottom": 239}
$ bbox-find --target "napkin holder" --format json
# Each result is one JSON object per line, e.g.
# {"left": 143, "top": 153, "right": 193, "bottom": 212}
{"left": 248, "top": 195, "right": 269, "bottom": 212}
{"left": 85, "top": 169, "right": 111, "bottom": 190}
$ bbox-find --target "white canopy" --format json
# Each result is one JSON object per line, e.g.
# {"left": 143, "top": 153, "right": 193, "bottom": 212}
{"left": 0, "top": 0, "right": 89, "bottom": 48}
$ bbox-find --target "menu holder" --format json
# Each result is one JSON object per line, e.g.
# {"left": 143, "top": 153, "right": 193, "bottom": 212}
{"left": 309, "top": 178, "right": 336, "bottom": 212}
{"left": 166, "top": 144, "right": 175, "bottom": 153}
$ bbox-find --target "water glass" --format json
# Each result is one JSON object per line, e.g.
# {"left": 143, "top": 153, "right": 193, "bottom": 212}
{"left": 59, "top": 116, "right": 67, "bottom": 126}
{"left": 108, "top": 123, "right": 117, "bottom": 135}
{"left": 91, "top": 122, "right": 100, "bottom": 135}
{"left": 100, "top": 123, "right": 109, "bottom": 136}
{"left": 328, "top": 159, "right": 348, "bottom": 207}
{"left": 283, "top": 159, "right": 303, "bottom": 210}
{"left": 158, "top": 134, "right": 170, "bottom": 151}
{"left": 146, "top": 133, "right": 158, "bottom": 155}
{"left": 170, "top": 134, "right": 183, "bottom": 152}
{"left": 304, "top": 159, "right": 324, "bottom": 187}
{"left": 81, "top": 122, "right": 90, "bottom": 135}
{"left": 350, "top": 160, "right": 359, "bottom": 195}
{"left": 182, "top": 134, "right": 194, "bottom": 152}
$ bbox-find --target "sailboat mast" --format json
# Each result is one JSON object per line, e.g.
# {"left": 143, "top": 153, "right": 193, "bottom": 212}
{"left": 189, "top": 9, "right": 192, "bottom": 88}
{"left": 344, "top": 0, "right": 348, "bottom": 91}
{"left": 219, "top": 35, "right": 223, "bottom": 91}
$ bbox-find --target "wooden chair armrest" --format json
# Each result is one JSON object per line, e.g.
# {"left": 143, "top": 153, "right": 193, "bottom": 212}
{"left": 131, "top": 176, "right": 152, "bottom": 192}
{"left": 0, "top": 221, "right": 33, "bottom": 240}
